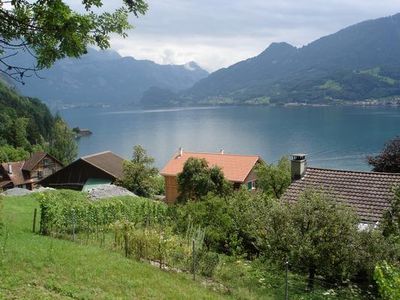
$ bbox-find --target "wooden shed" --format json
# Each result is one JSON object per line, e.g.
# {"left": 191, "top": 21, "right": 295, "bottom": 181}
{"left": 39, "top": 151, "right": 125, "bottom": 190}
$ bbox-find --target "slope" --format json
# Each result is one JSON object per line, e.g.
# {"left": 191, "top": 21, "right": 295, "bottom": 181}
{"left": 0, "top": 195, "right": 227, "bottom": 299}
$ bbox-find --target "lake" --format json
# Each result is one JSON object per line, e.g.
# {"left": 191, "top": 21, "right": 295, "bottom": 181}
{"left": 60, "top": 105, "right": 400, "bottom": 171}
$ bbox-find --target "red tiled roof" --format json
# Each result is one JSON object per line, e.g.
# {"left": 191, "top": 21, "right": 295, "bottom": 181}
{"left": 160, "top": 151, "right": 261, "bottom": 183}
{"left": 0, "top": 161, "right": 27, "bottom": 186}
{"left": 282, "top": 167, "right": 400, "bottom": 223}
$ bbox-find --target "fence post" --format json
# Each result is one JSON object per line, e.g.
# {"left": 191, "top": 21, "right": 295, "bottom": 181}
{"left": 192, "top": 239, "right": 196, "bottom": 280}
{"left": 72, "top": 210, "right": 76, "bottom": 242}
{"left": 124, "top": 231, "right": 129, "bottom": 258}
{"left": 32, "top": 208, "right": 37, "bottom": 233}
{"left": 285, "top": 261, "right": 289, "bottom": 300}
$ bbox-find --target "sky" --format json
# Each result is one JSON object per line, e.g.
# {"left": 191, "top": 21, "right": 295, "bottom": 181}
{"left": 71, "top": 0, "right": 400, "bottom": 72}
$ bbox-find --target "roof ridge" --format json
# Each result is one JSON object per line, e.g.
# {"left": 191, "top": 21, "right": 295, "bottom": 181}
{"left": 179, "top": 151, "right": 260, "bottom": 158}
{"left": 307, "top": 167, "right": 400, "bottom": 177}
{"left": 81, "top": 151, "right": 112, "bottom": 160}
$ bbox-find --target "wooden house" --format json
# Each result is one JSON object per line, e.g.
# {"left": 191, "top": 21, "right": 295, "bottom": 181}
{"left": 0, "top": 152, "right": 63, "bottom": 190}
{"left": 39, "top": 151, "right": 125, "bottom": 190}
{"left": 160, "top": 149, "right": 263, "bottom": 203}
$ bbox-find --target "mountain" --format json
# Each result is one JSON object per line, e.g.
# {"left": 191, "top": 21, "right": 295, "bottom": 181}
{"left": 182, "top": 13, "right": 400, "bottom": 105}
{"left": 14, "top": 48, "right": 208, "bottom": 107}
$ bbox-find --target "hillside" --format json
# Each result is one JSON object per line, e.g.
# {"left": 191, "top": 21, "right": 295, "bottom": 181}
{"left": 0, "top": 195, "right": 227, "bottom": 299}
{"left": 0, "top": 79, "right": 54, "bottom": 148}
{"left": 13, "top": 48, "right": 208, "bottom": 108}
{"left": 182, "top": 13, "right": 400, "bottom": 105}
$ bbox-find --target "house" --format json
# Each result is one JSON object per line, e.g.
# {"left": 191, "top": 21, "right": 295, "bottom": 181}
{"left": 0, "top": 152, "right": 63, "bottom": 190}
{"left": 39, "top": 151, "right": 125, "bottom": 190}
{"left": 160, "top": 148, "right": 263, "bottom": 203}
{"left": 282, "top": 154, "right": 400, "bottom": 225}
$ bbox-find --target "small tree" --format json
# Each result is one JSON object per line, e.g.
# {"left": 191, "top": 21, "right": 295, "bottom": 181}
{"left": 118, "top": 145, "right": 158, "bottom": 197}
{"left": 368, "top": 137, "right": 400, "bottom": 173}
{"left": 261, "top": 190, "right": 359, "bottom": 289}
{"left": 290, "top": 190, "right": 359, "bottom": 289}
{"left": 256, "top": 156, "right": 291, "bottom": 198}
{"left": 47, "top": 117, "right": 78, "bottom": 165}
{"left": 177, "top": 158, "right": 231, "bottom": 202}
{"left": 381, "top": 187, "right": 400, "bottom": 237}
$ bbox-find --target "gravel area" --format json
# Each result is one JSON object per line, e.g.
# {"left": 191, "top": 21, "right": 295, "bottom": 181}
{"left": 87, "top": 184, "right": 137, "bottom": 200}
{"left": 1, "top": 187, "right": 33, "bottom": 196}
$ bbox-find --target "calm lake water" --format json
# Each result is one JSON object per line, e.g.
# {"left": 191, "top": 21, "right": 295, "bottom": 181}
{"left": 61, "top": 106, "right": 400, "bottom": 171}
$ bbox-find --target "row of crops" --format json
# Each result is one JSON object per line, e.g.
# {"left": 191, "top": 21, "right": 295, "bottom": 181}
{"left": 39, "top": 190, "right": 168, "bottom": 236}
{"left": 37, "top": 190, "right": 218, "bottom": 277}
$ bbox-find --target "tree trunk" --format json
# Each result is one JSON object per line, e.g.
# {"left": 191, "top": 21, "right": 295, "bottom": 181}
{"left": 307, "top": 265, "right": 316, "bottom": 290}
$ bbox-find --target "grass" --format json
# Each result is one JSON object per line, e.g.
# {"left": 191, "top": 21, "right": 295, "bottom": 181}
{"left": 0, "top": 194, "right": 368, "bottom": 299}
{"left": 0, "top": 195, "right": 229, "bottom": 299}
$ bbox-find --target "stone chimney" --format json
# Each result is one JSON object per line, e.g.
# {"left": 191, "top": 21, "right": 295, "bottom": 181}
{"left": 7, "top": 164, "right": 12, "bottom": 175}
{"left": 179, "top": 147, "right": 183, "bottom": 157}
{"left": 291, "top": 154, "right": 306, "bottom": 181}
{"left": 220, "top": 149, "right": 224, "bottom": 155}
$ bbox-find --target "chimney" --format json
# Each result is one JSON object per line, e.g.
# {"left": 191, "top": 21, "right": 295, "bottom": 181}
{"left": 7, "top": 164, "right": 12, "bottom": 175}
{"left": 291, "top": 154, "right": 306, "bottom": 181}
{"left": 220, "top": 149, "right": 224, "bottom": 155}
{"left": 178, "top": 147, "right": 183, "bottom": 157}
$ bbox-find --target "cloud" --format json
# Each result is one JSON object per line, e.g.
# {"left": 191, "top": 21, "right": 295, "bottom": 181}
{"left": 69, "top": 0, "right": 400, "bottom": 71}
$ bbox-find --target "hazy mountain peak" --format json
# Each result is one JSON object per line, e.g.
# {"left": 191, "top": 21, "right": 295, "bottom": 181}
{"left": 260, "top": 42, "right": 296, "bottom": 56}
{"left": 183, "top": 61, "right": 206, "bottom": 72}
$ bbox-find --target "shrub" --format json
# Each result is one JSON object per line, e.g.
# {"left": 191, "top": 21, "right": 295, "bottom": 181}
{"left": 198, "top": 251, "right": 220, "bottom": 277}
{"left": 374, "top": 262, "right": 400, "bottom": 299}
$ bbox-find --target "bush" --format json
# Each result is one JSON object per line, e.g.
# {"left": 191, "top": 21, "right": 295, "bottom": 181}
{"left": 198, "top": 251, "right": 220, "bottom": 277}
{"left": 374, "top": 262, "right": 400, "bottom": 299}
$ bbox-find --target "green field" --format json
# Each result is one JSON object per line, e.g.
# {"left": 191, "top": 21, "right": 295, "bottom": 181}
{"left": 0, "top": 195, "right": 229, "bottom": 299}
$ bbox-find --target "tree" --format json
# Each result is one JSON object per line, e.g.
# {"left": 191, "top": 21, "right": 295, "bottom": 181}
{"left": 260, "top": 190, "right": 359, "bottom": 290}
{"left": 0, "top": 144, "right": 29, "bottom": 163}
{"left": 0, "top": 0, "right": 148, "bottom": 83}
{"left": 381, "top": 187, "right": 400, "bottom": 237}
{"left": 117, "top": 145, "right": 158, "bottom": 197}
{"left": 368, "top": 137, "right": 400, "bottom": 173}
{"left": 12, "top": 117, "right": 30, "bottom": 150}
{"left": 177, "top": 158, "right": 231, "bottom": 202}
{"left": 47, "top": 117, "right": 78, "bottom": 165}
{"left": 256, "top": 156, "right": 291, "bottom": 198}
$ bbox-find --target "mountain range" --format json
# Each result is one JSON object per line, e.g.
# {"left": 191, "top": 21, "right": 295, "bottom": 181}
{"left": 178, "top": 12, "right": 400, "bottom": 105}
{"left": 11, "top": 13, "right": 400, "bottom": 107}
{"left": 13, "top": 48, "right": 208, "bottom": 108}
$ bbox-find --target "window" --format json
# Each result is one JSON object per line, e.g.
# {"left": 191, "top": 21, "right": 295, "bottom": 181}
{"left": 247, "top": 181, "right": 256, "bottom": 190}
{"left": 37, "top": 170, "right": 43, "bottom": 179}
{"left": 43, "top": 158, "right": 50, "bottom": 167}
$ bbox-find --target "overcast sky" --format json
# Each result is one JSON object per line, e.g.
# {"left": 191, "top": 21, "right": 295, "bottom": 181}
{"left": 73, "top": 1, "right": 400, "bottom": 72}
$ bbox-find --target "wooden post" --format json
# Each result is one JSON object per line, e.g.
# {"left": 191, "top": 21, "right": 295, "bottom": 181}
{"left": 72, "top": 211, "right": 76, "bottom": 242}
{"left": 124, "top": 232, "right": 129, "bottom": 258}
{"left": 32, "top": 208, "right": 37, "bottom": 233}
{"left": 192, "top": 239, "right": 196, "bottom": 280}
{"left": 285, "top": 261, "right": 289, "bottom": 300}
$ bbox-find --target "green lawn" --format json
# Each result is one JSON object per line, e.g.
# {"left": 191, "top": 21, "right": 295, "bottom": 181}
{"left": 0, "top": 195, "right": 229, "bottom": 299}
